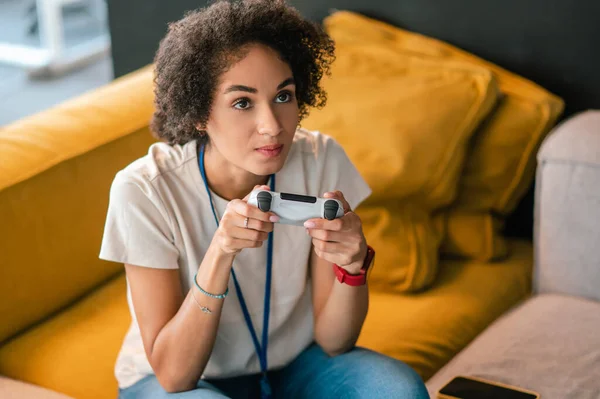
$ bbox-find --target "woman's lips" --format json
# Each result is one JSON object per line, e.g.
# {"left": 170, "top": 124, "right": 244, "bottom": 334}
{"left": 256, "top": 145, "right": 283, "bottom": 158}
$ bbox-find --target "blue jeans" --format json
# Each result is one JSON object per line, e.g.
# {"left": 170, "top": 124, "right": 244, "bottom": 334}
{"left": 118, "top": 343, "right": 429, "bottom": 398}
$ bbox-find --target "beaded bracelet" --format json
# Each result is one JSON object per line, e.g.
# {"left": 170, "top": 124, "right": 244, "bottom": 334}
{"left": 193, "top": 272, "right": 229, "bottom": 299}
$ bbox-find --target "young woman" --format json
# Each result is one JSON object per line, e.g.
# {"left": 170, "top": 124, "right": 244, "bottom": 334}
{"left": 100, "top": 1, "right": 429, "bottom": 398}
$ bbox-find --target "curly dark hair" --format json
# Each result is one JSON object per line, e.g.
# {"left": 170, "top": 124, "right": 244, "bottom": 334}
{"left": 150, "top": 0, "right": 335, "bottom": 146}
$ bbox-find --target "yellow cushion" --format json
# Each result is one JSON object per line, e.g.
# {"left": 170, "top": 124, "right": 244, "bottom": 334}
{"left": 0, "top": 273, "right": 130, "bottom": 399}
{"left": 302, "top": 40, "right": 498, "bottom": 291}
{"left": 358, "top": 239, "right": 533, "bottom": 381}
{"left": 356, "top": 202, "right": 443, "bottom": 292}
{"left": 0, "top": 66, "right": 157, "bottom": 344}
{"left": 434, "top": 211, "right": 508, "bottom": 261}
{"left": 303, "top": 42, "right": 498, "bottom": 204}
{"left": 325, "top": 11, "right": 564, "bottom": 261}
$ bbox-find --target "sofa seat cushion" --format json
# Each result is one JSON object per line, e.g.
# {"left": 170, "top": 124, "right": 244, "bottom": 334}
{"left": 358, "top": 239, "right": 532, "bottom": 381}
{"left": 0, "top": 273, "right": 129, "bottom": 399}
{"left": 0, "top": 240, "right": 533, "bottom": 396}
{"left": 426, "top": 294, "right": 600, "bottom": 399}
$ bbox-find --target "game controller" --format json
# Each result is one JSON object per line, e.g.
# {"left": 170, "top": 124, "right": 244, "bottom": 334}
{"left": 248, "top": 190, "right": 345, "bottom": 226}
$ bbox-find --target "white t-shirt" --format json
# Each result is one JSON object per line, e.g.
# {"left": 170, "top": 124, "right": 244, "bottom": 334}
{"left": 99, "top": 128, "right": 372, "bottom": 389}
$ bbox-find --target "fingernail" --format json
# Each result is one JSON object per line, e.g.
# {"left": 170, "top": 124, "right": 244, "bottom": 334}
{"left": 304, "top": 221, "right": 315, "bottom": 228}
{"left": 270, "top": 215, "right": 280, "bottom": 222}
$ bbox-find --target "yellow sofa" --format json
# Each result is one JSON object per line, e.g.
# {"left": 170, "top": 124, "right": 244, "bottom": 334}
{"left": 0, "top": 66, "right": 532, "bottom": 399}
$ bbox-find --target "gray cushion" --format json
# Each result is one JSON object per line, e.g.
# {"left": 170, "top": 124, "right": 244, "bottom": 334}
{"left": 426, "top": 294, "right": 600, "bottom": 399}
{"left": 534, "top": 110, "right": 600, "bottom": 301}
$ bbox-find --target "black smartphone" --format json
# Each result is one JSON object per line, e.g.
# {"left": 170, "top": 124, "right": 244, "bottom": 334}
{"left": 437, "top": 376, "right": 540, "bottom": 399}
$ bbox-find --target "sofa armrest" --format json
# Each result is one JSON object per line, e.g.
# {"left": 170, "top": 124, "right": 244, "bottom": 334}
{"left": 534, "top": 110, "right": 600, "bottom": 302}
{"left": 0, "top": 376, "right": 74, "bottom": 398}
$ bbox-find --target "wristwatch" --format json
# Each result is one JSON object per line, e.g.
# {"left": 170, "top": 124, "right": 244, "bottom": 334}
{"left": 332, "top": 245, "right": 375, "bottom": 286}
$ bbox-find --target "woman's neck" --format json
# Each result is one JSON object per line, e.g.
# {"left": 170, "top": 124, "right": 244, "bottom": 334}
{"left": 201, "top": 142, "right": 269, "bottom": 201}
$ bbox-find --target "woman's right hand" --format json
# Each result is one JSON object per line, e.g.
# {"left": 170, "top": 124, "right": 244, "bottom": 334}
{"left": 213, "top": 185, "right": 279, "bottom": 256}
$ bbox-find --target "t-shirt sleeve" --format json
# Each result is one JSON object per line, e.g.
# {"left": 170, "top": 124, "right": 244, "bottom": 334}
{"left": 318, "top": 135, "right": 372, "bottom": 211}
{"left": 99, "top": 173, "right": 179, "bottom": 269}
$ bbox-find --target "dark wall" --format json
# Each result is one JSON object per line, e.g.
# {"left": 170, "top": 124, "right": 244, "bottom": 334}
{"left": 107, "top": 1, "right": 211, "bottom": 78}
{"left": 106, "top": 0, "right": 600, "bottom": 239}
{"left": 107, "top": 0, "right": 600, "bottom": 117}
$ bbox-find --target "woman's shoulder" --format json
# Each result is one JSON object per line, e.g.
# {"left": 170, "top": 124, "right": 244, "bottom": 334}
{"left": 113, "top": 140, "right": 196, "bottom": 188}
{"left": 287, "top": 128, "right": 371, "bottom": 209}
{"left": 291, "top": 127, "right": 347, "bottom": 163}
{"left": 283, "top": 128, "right": 364, "bottom": 195}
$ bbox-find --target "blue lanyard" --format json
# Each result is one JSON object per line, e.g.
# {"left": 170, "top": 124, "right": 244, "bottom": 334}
{"left": 199, "top": 143, "right": 274, "bottom": 399}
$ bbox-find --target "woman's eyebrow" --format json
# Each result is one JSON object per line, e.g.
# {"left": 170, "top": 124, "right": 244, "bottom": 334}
{"left": 224, "top": 85, "right": 257, "bottom": 94}
{"left": 223, "top": 77, "right": 295, "bottom": 94}
{"left": 277, "top": 77, "right": 295, "bottom": 90}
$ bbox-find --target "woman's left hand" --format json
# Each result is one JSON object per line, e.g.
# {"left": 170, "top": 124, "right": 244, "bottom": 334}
{"left": 304, "top": 191, "right": 367, "bottom": 274}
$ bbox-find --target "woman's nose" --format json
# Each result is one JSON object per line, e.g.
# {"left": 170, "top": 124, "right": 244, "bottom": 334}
{"left": 257, "top": 105, "right": 283, "bottom": 136}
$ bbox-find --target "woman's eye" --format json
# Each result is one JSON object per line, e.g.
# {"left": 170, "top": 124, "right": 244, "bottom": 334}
{"left": 233, "top": 99, "right": 251, "bottom": 110}
{"left": 275, "top": 92, "right": 292, "bottom": 103}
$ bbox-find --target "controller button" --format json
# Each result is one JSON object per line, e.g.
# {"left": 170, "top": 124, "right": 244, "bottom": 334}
{"left": 323, "top": 200, "right": 339, "bottom": 220}
{"left": 256, "top": 191, "right": 273, "bottom": 212}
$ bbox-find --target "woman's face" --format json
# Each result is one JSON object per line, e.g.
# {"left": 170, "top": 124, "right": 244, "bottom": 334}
{"left": 203, "top": 43, "right": 299, "bottom": 177}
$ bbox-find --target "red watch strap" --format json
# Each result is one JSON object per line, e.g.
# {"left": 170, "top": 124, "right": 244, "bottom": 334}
{"left": 333, "top": 263, "right": 366, "bottom": 286}
{"left": 333, "top": 245, "right": 375, "bottom": 286}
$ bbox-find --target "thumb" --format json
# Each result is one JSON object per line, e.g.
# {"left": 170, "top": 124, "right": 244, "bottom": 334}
{"left": 323, "top": 190, "right": 350, "bottom": 213}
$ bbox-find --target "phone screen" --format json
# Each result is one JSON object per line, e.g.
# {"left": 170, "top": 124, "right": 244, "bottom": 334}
{"left": 439, "top": 376, "right": 537, "bottom": 399}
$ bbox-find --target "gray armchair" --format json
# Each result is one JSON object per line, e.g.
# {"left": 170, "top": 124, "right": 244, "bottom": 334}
{"left": 426, "top": 110, "right": 600, "bottom": 399}
{"left": 0, "top": 376, "right": 73, "bottom": 398}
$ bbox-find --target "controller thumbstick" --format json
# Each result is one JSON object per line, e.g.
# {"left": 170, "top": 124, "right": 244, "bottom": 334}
{"left": 323, "top": 200, "right": 340, "bottom": 220}
{"left": 256, "top": 191, "right": 272, "bottom": 212}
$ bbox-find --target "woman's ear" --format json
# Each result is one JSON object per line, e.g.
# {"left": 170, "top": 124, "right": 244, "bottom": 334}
{"left": 195, "top": 123, "right": 208, "bottom": 137}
